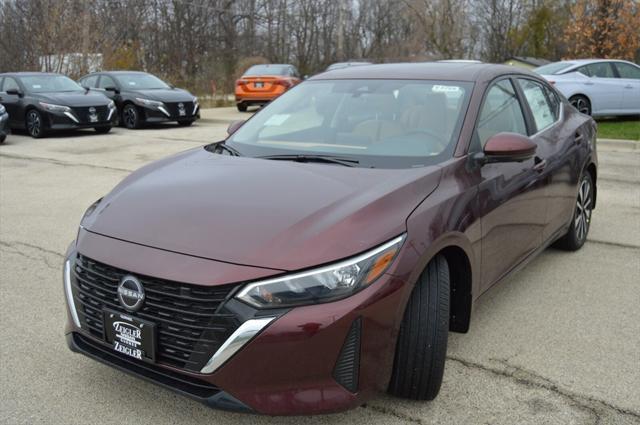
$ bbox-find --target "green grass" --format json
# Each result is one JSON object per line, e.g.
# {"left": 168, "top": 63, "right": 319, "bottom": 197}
{"left": 596, "top": 117, "right": 640, "bottom": 141}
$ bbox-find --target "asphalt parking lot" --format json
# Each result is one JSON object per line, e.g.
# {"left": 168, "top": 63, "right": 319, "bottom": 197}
{"left": 0, "top": 108, "right": 638, "bottom": 425}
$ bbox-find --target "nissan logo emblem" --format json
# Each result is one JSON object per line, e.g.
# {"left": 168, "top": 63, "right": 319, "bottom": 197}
{"left": 117, "top": 275, "right": 145, "bottom": 312}
{"left": 178, "top": 103, "right": 184, "bottom": 109}
{"left": 89, "top": 107, "right": 96, "bottom": 114}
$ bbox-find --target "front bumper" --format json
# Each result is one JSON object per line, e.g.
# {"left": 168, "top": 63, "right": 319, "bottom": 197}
{"left": 140, "top": 103, "right": 200, "bottom": 124}
{"left": 64, "top": 231, "right": 412, "bottom": 415}
{"left": 0, "top": 113, "right": 9, "bottom": 137}
{"left": 45, "top": 106, "right": 116, "bottom": 130}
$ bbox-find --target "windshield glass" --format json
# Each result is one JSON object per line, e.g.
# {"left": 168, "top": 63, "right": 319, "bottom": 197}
{"left": 114, "top": 73, "right": 170, "bottom": 90}
{"left": 21, "top": 75, "right": 83, "bottom": 93}
{"left": 244, "top": 65, "right": 290, "bottom": 76}
{"left": 228, "top": 79, "right": 473, "bottom": 168}
{"left": 534, "top": 62, "right": 575, "bottom": 75}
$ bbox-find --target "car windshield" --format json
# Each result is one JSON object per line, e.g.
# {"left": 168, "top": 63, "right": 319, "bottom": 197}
{"left": 114, "top": 73, "right": 170, "bottom": 90}
{"left": 228, "top": 79, "right": 473, "bottom": 169}
{"left": 21, "top": 75, "right": 83, "bottom": 93}
{"left": 244, "top": 65, "right": 290, "bottom": 76}
{"left": 534, "top": 62, "right": 576, "bottom": 75}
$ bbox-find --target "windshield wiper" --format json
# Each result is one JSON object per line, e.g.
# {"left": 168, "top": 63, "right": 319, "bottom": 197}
{"left": 207, "top": 141, "right": 243, "bottom": 156}
{"left": 259, "top": 154, "right": 359, "bottom": 167}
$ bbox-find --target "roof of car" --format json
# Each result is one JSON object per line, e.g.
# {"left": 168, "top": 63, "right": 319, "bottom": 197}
{"left": 312, "top": 62, "right": 534, "bottom": 82}
{"left": 0, "top": 72, "right": 63, "bottom": 77}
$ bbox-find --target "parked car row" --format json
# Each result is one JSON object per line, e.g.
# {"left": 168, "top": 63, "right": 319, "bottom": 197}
{"left": 0, "top": 71, "right": 199, "bottom": 139}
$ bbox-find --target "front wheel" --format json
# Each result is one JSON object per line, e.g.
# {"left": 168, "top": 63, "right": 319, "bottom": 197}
{"left": 555, "top": 172, "right": 594, "bottom": 251}
{"left": 0, "top": 134, "right": 5, "bottom": 144}
{"left": 388, "top": 255, "right": 450, "bottom": 400}
{"left": 26, "top": 109, "right": 46, "bottom": 138}
{"left": 122, "top": 104, "right": 141, "bottom": 129}
{"left": 177, "top": 120, "right": 194, "bottom": 127}
{"left": 237, "top": 103, "right": 248, "bottom": 112}
{"left": 570, "top": 95, "right": 591, "bottom": 116}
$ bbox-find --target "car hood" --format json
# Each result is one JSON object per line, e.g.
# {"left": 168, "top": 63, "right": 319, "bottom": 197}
{"left": 82, "top": 148, "right": 441, "bottom": 271}
{"left": 36, "top": 91, "right": 112, "bottom": 107}
{"left": 125, "top": 88, "right": 194, "bottom": 102}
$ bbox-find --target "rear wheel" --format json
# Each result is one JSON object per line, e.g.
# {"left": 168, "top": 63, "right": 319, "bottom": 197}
{"left": 237, "top": 103, "right": 248, "bottom": 112}
{"left": 569, "top": 95, "right": 591, "bottom": 116}
{"left": 555, "top": 172, "right": 594, "bottom": 251}
{"left": 26, "top": 109, "right": 46, "bottom": 138}
{"left": 122, "top": 104, "right": 141, "bottom": 129}
{"left": 94, "top": 126, "right": 112, "bottom": 134}
{"left": 388, "top": 255, "right": 450, "bottom": 400}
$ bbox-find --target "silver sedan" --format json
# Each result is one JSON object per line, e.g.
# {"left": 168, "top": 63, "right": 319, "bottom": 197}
{"left": 535, "top": 59, "right": 640, "bottom": 117}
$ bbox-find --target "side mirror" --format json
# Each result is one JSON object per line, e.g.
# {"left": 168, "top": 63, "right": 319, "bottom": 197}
{"left": 481, "top": 132, "right": 537, "bottom": 163}
{"left": 227, "top": 120, "right": 246, "bottom": 135}
{"left": 104, "top": 86, "right": 119, "bottom": 94}
{"left": 6, "top": 88, "right": 22, "bottom": 97}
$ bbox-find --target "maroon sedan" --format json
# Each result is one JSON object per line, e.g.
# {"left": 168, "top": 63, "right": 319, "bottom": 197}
{"left": 64, "top": 63, "right": 597, "bottom": 415}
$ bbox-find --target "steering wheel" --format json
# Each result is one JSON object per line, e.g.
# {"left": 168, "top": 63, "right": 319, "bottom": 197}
{"left": 403, "top": 128, "right": 449, "bottom": 151}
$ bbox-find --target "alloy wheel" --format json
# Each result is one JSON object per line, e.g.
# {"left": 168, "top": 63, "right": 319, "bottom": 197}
{"left": 571, "top": 97, "right": 590, "bottom": 115}
{"left": 27, "top": 111, "right": 41, "bottom": 137}
{"left": 574, "top": 177, "right": 592, "bottom": 242}
{"left": 124, "top": 106, "right": 137, "bottom": 128}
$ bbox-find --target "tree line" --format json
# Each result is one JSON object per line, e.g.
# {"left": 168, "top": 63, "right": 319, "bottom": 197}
{"left": 0, "top": 0, "right": 638, "bottom": 95}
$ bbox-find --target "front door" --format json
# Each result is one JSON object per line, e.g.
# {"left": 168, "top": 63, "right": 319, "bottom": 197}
{"left": 474, "top": 79, "right": 548, "bottom": 291}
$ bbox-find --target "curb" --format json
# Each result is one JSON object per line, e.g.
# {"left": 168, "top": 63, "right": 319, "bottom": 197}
{"left": 597, "top": 138, "right": 639, "bottom": 150}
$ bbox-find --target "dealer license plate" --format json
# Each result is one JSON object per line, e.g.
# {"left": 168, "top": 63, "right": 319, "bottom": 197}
{"left": 254, "top": 82, "right": 264, "bottom": 88}
{"left": 104, "top": 309, "right": 156, "bottom": 362}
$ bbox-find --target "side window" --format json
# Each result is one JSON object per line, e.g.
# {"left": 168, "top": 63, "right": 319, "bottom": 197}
{"left": 476, "top": 79, "right": 528, "bottom": 147}
{"left": 97, "top": 75, "right": 116, "bottom": 89}
{"left": 584, "top": 62, "right": 615, "bottom": 78}
{"left": 518, "top": 79, "right": 556, "bottom": 131}
{"left": 3, "top": 77, "right": 19, "bottom": 92}
{"left": 81, "top": 75, "right": 98, "bottom": 88}
{"left": 614, "top": 62, "right": 640, "bottom": 79}
{"left": 543, "top": 85, "right": 561, "bottom": 120}
{"left": 576, "top": 66, "right": 591, "bottom": 77}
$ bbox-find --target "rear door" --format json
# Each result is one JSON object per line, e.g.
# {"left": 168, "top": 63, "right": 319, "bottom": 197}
{"left": 516, "top": 77, "right": 579, "bottom": 241}
{"left": 474, "top": 78, "right": 548, "bottom": 291}
{"left": 612, "top": 62, "right": 640, "bottom": 113}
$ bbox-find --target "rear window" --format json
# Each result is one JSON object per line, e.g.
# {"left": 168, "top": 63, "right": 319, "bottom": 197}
{"left": 534, "top": 62, "right": 575, "bottom": 75}
{"left": 244, "top": 65, "right": 291, "bottom": 76}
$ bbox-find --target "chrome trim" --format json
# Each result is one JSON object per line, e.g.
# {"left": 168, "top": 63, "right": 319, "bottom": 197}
{"left": 192, "top": 103, "right": 199, "bottom": 115}
{"left": 235, "top": 234, "right": 406, "bottom": 305}
{"left": 64, "top": 111, "right": 79, "bottom": 123}
{"left": 158, "top": 106, "right": 171, "bottom": 117}
{"left": 64, "top": 259, "right": 81, "bottom": 328}
{"left": 200, "top": 317, "right": 276, "bottom": 374}
{"left": 107, "top": 108, "right": 115, "bottom": 121}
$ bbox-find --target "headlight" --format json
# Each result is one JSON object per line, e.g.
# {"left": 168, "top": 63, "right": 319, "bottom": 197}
{"left": 134, "top": 98, "right": 164, "bottom": 107}
{"left": 236, "top": 235, "right": 406, "bottom": 308}
{"left": 39, "top": 102, "right": 71, "bottom": 112}
{"left": 0, "top": 104, "right": 5, "bottom": 114}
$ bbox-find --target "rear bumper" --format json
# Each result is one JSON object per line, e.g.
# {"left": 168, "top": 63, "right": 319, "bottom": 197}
{"left": 63, "top": 232, "right": 414, "bottom": 415}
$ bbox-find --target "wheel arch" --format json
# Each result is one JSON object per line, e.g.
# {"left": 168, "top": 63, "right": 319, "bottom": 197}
{"left": 436, "top": 245, "right": 472, "bottom": 333}
{"left": 24, "top": 105, "right": 50, "bottom": 130}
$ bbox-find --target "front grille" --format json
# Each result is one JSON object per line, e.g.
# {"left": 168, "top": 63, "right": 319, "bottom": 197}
{"left": 71, "top": 254, "right": 241, "bottom": 372}
{"left": 72, "top": 105, "right": 110, "bottom": 123}
{"left": 165, "top": 101, "right": 194, "bottom": 117}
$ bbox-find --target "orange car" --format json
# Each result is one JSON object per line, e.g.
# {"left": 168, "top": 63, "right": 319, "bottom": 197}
{"left": 235, "top": 64, "right": 302, "bottom": 112}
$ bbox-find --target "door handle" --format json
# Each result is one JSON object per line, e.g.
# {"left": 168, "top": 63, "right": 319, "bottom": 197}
{"left": 625, "top": 85, "right": 634, "bottom": 89}
{"left": 533, "top": 157, "right": 547, "bottom": 172}
{"left": 584, "top": 81, "right": 595, "bottom": 86}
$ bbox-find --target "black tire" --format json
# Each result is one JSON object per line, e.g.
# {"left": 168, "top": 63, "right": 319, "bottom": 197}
{"left": 94, "top": 126, "right": 112, "bottom": 134}
{"left": 554, "top": 172, "right": 594, "bottom": 251}
{"left": 122, "top": 104, "right": 141, "bottom": 129}
{"left": 388, "top": 255, "right": 450, "bottom": 400}
{"left": 26, "top": 109, "right": 46, "bottom": 138}
{"left": 177, "top": 120, "right": 194, "bottom": 127}
{"left": 569, "top": 95, "right": 591, "bottom": 116}
{"left": 0, "top": 134, "right": 5, "bottom": 144}
{"left": 237, "top": 103, "right": 248, "bottom": 112}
